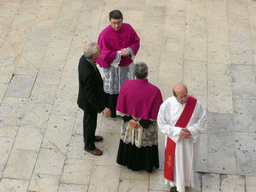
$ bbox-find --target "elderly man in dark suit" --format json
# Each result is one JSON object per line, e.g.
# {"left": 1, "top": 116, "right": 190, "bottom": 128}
{"left": 77, "top": 42, "right": 111, "bottom": 156}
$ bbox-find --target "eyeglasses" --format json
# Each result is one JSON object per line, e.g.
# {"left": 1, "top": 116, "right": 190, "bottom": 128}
{"left": 177, "top": 94, "right": 188, "bottom": 100}
{"left": 110, "top": 21, "right": 122, "bottom": 25}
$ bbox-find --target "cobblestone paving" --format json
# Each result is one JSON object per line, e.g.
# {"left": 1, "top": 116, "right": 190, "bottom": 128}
{"left": 0, "top": 0, "right": 256, "bottom": 191}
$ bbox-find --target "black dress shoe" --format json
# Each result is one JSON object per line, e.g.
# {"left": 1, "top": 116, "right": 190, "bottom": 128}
{"left": 170, "top": 186, "right": 177, "bottom": 192}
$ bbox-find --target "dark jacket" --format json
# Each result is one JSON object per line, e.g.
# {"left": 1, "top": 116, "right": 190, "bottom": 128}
{"left": 77, "top": 55, "right": 106, "bottom": 113}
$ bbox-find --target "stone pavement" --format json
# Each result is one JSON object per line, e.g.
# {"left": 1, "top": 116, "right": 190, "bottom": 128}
{"left": 0, "top": 0, "right": 256, "bottom": 191}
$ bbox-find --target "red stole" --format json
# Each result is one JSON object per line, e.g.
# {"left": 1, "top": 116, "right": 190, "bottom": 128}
{"left": 164, "top": 96, "right": 197, "bottom": 182}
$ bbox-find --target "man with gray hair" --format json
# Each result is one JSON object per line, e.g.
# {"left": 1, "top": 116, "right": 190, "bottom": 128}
{"left": 77, "top": 42, "right": 111, "bottom": 156}
{"left": 116, "top": 62, "right": 163, "bottom": 172}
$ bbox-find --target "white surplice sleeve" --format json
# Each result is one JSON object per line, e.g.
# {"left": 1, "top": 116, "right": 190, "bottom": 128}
{"left": 127, "top": 47, "right": 135, "bottom": 60}
{"left": 187, "top": 101, "right": 207, "bottom": 143}
{"left": 157, "top": 101, "right": 181, "bottom": 143}
{"left": 110, "top": 51, "right": 121, "bottom": 68}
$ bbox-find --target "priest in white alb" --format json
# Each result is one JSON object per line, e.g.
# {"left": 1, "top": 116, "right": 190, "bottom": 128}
{"left": 157, "top": 84, "right": 207, "bottom": 192}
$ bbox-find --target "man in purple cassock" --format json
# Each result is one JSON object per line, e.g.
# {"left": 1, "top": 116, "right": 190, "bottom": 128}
{"left": 116, "top": 62, "right": 163, "bottom": 173}
{"left": 97, "top": 9, "right": 140, "bottom": 117}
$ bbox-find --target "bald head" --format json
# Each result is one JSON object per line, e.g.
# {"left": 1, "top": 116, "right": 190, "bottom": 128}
{"left": 173, "top": 84, "right": 188, "bottom": 104}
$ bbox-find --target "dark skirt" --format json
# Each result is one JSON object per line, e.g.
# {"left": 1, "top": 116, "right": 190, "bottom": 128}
{"left": 116, "top": 139, "right": 159, "bottom": 173}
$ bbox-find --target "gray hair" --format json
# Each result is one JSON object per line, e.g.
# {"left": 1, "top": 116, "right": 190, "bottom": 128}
{"left": 84, "top": 42, "right": 98, "bottom": 59}
{"left": 134, "top": 62, "right": 148, "bottom": 79}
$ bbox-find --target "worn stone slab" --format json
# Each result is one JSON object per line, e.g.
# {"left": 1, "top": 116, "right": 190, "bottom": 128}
{"left": 207, "top": 2, "right": 228, "bottom": 29}
{"left": 233, "top": 99, "right": 256, "bottom": 133}
{"left": 0, "top": 147, "right": 11, "bottom": 177}
{"left": 186, "top": 25, "right": 207, "bottom": 39}
{"left": 67, "top": 134, "right": 94, "bottom": 160}
{"left": 58, "top": 183, "right": 88, "bottom": 192}
{"left": 229, "top": 29, "right": 251, "bottom": 42}
{"left": 15, "top": 52, "right": 43, "bottom": 75}
{"left": 164, "top": 16, "right": 185, "bottom": 31}
{"left": 208, "top": 63, "right": 231, "bottom": 82}
{"left": 30, "top": 83, "right": 58, "bottom": 104}
{"left": 123, "top": 10, "right": 143, "bottom": 31}
{"left": 149, "top": 169, "right": 170, "bottom": 191}
{"left": 0, "top": 178, "right": 29, "bottom": 192}
{"left": 97, "top": 115, "right": 122, "bottom": 134}
{"left": 158, "top": 131, "right": 165, "bottom": 169}
{"left": 0, "top": 17, "right": 14, "bottom": 44}
{"left": 207, "top": 112, "right": 234, "bottom": 134}
{"left": 246, "top": 176, "right": 256, "bottom": 192}
{"left": 202, "top": 173, "right": 220, "bottom": 192}
{"left": 0, "top": 124, "right": 18, "bottom": 138}
{"left": 5, "top": 74, "right": 36, "bottom": 98}
{"left": 208, "top": 152, "right": 236, "bottom": 174}
{"left": 3, "top": 148, "right": 38, "bottom": 180}
{"left": 196, "top": 134, "right": 208, "bottom": 172}
{"left": 166, "top": 0, "right": 185, "bottom": 17}
{"left": 208, "top": 45, "right": 230, "bottom": 65}
{"left": 23, "top": 25, "right": 53, "bottom": 53}
{"left": 183, "top": 61, "right": 207, "bottom": 95}
{"left": 34, "top": 2, "right": 63, "bottom": 26}
{"left": 13, "top": 126, "right": 43, "bottom": 151}
{"left": 34, "top": 148, "right": 66, "bottom": 175}
{"left": 51, "top": 96, "right": 78, "bottom": 116}
{"left": 0, "top": 116, "right": 22, "bottom": 126}
{"left": 186, "top": 6, "right": 207, "bottom": 29}
{"left": 136, "top": 43, "right": 162, "bottom": 66}
{"left": 0, "top": 64, "right": 16, "bottom": 84}
{"left": 235, "top": 132, "right": 256, "bottom": 175}
{"left": 0, "top": 97, "right": 27, "bottom": 118}
{"left": 119, "top": 180, "right": 148, "bottom": 192}
{"left": 120, "top": 166, "right": 149, "bottom": 181}
{"left": 220, "top": 175, "right": 245, "bottom": 192}
{"left": 184, "top": 38, "right": 207, "bottom": 61}
{"left": 21, "top": 102, "right": 52, "bottom": 129}
{"left": 140, "top": 23, "right": 163, "bottom": 46}
{"left": 0, "top": 83, "right": 8, "bottom": 103}
{"left": 160, "top": 51, "right": 183, "bottom": 70}
{"left": 228, "top": 11, "right": 249, "bottom": 30}
{"left": 231, "top": 65, "right": 256, "bottom": 99}
{"left": 36, "top": 68, "right": 63, "bottom": 85}
{"left": 230, "top": 41, "right": 254, "bottom": 65}
{"left": 0, "top": 0, "right": 41, "bottom": 57}
{"left": 208, "top": 27, "right": 229, "bottom": 46}
{"left": 72, "top": 109, "right": 83, "bottom": 135}
{"left": 88, "top": 165, "right": 120, "bottom": 192}
{"left": 93, "top": 132, "right": 120, "bottom": 166}
{"left": 162, "top": 29, "right": 185, "bottom": 54}
{"left": 41, "top": 115, "right": 76, "bottom": 153}
{"left": 61, "top": 158, "right": 93, "bottom": 185}
{"left": 28, "top": 173, "right": 60, "bottom": 192}
{"left": 208, "top": 80, "right": 233, "bottom": 113}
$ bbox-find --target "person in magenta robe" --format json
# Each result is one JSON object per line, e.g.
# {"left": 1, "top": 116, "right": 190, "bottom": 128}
{"left": 97, "top": 9, "right": 140, "bottom": 117}
{"left": 116, "top": 62, "right": 163, "bottom": 173}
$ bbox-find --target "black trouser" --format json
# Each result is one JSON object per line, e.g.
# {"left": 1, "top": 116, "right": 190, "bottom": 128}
{"left": 106, "top": 93, "right": 118, "bottom": 117}
{"left": 83, "top": 105, "right": 97, "bottom": 151}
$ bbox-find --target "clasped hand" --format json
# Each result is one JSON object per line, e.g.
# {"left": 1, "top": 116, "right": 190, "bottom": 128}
{"left": 121, "top": 48, "right": 130, "bottom": 57}
{"left": 180, "top": 128, "right": 191, "bottom": 139}
{"left": 129, "top": 119, "right": 141, "bottom": 128}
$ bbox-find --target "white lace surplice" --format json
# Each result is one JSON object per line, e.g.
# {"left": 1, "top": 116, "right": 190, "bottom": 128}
{"left": 117, "top": 111, "right": 158, "bottom": 148}
{"left": 101, "top": 48, "right": 135, "bottom": 94}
